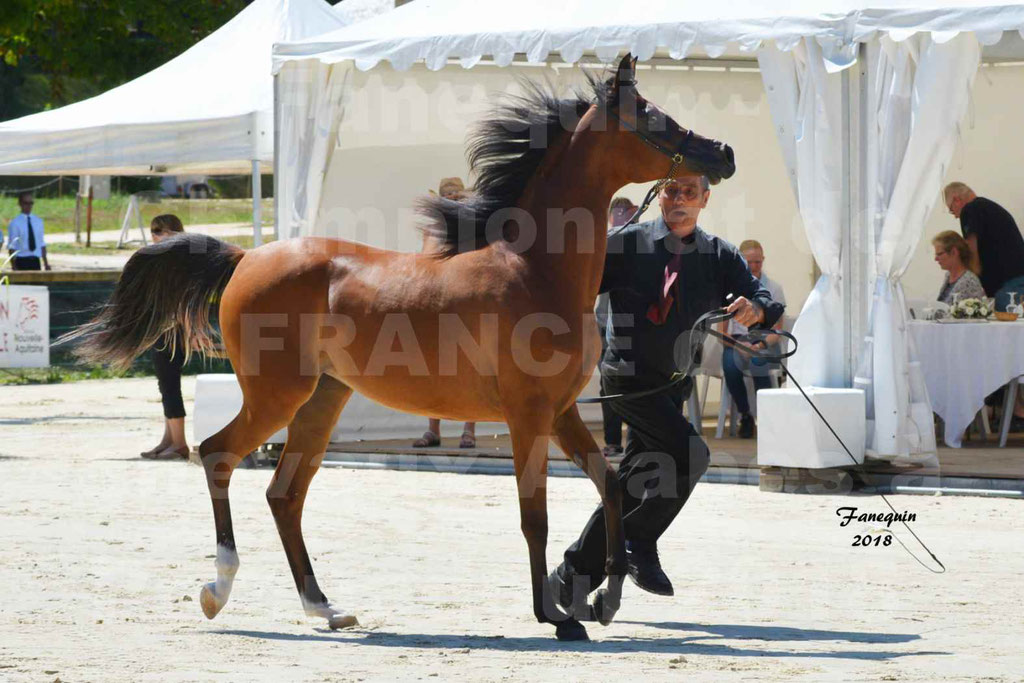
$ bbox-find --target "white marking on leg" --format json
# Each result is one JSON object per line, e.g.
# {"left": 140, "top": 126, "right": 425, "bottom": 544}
{"left": 213, "top": 544, "right": 239, "bottom": 599}
{"left": 302, "top": 598, "right": 359, "bottom": 630}
{"left": 201, "top": 544, "right": 239, "bottom": 617}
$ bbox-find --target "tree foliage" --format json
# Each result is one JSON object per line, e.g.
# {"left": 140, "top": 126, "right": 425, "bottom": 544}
{"left": 1, "top": 0, "right": 252, "bottom": 115}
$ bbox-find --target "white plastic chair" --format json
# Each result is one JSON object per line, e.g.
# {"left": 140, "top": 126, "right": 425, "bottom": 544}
{"left": 689, "top": 333, "right": 725, "bottom": 437}
{"left": 998, "top": 376, "right": 1023, "bottom": 447}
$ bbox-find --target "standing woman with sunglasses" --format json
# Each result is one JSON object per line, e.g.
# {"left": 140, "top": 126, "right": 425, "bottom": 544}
{"left": 141, "top": 214, "right": 191, "bottom": 460}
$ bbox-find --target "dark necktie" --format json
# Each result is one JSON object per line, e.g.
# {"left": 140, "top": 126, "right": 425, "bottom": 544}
{"left": 646, "top": 252, "right": 682, "bottom": 325}
{"left": 26, "top": 215, "right": 37, "bottom": 252}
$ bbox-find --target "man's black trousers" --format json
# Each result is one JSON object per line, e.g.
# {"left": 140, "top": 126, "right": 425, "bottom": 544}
{"left": 561, "top": 370, "right": 710, "bottom": 592}
{"left": 12, "top": 256, "right": 41, "bottom": 270}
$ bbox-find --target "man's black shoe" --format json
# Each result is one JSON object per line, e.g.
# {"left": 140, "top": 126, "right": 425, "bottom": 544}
{"left": 626, "top": 544, "right": 673, "bottom": 596}
{"left": 739, "top": 412, "right": 755, "bottom": 439}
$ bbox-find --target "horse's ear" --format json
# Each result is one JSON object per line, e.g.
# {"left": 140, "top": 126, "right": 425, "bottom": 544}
{"left": 612, "top": 53, "right": 638, "bottom": 92}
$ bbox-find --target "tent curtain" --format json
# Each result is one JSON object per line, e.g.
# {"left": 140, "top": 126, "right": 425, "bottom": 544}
{"left": 757, "top": 40, "right": 846, "bottom": 388}
{"left": 276, "top": 60, "right": 351, "bottom": 239}
{"left": 856, "top": 33, "right": 980, "bottom": 459}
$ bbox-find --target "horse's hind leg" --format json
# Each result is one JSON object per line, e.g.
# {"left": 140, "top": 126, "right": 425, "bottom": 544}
{"left": 552, "top": 404, "right": 626, "bottom": 626}
{"left": 266, "top": 375, "right": 356, "bottom": 630}
{"left": 198, "top": 383, "right": 315, "bottom": 620}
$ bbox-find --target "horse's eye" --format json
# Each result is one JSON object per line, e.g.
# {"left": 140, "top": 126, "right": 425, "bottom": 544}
{"left": 646, "top": 105, "right": 666, "bottom": 132}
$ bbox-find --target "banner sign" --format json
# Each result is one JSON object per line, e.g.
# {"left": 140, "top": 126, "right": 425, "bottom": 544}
{"left": 0, "top": 285, "right": 50, "bottom": 368}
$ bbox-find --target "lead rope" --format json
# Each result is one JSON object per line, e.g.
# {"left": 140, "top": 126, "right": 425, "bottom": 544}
{"left": 781, "top": 368, "right": 946, "bottom": 574}
{"left": 579, "top": 306, "right": 946, "bottom": 574}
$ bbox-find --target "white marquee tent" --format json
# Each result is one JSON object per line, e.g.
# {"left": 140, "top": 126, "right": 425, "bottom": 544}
{"left": 0, "top": 0, "right": 361, "bottom": 244}
{"left": 0, "top": 0, "right": 358, "bottom": 177}
{"left": 271, "top": 1, "right": 1024, "bottom": 460}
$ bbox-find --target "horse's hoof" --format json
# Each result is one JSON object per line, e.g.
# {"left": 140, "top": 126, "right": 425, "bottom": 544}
{"left": 555, "top": 619, "right": 589, "bottom": 641}
{"left": 328, "top": 614, "right": 359, "bottom": 630}
{"left": 199, "top": 583, "right": 223, "bottom": 620}
{"left": 591, "top": 588, "right": 619, "bottom": 626}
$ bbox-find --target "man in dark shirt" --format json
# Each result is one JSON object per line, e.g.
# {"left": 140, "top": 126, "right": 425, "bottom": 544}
{"left": 944, "top": 182, "right": 1024, "bottom": 311}
{"left": 550, "top": 175, "right": 784, "bottom": 607}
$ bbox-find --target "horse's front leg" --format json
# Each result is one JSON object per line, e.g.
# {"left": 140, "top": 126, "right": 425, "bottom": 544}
{"left": 553, "top": 404, "right": 626, "bottom": 626}
{"left": 507, "top": 409, "right": 589, "bottom": 641}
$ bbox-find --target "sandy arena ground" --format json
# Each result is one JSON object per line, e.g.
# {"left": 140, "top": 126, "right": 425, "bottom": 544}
{"left": 2, "top": 377, "right": 1023, "bottom": 682}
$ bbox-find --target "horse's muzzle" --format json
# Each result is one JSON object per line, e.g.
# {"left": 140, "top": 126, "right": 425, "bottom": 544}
{"left": 708, "top": 143, "right": 736, "bottom": 184}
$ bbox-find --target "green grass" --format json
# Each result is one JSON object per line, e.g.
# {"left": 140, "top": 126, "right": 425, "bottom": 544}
{"left": 1, "top": 194, "right": 274, "bottom": 235}
{"left": 45, "top": 241, "right": 137, "bottom": 255}
{"left": 45, "top": 233, "right": 269, "bottom": 256}
{"left": 0, "top": 365, "right": 151, "bottom": 385}
{"left": 1, "top": 352, "right": 235, "bottom": 385}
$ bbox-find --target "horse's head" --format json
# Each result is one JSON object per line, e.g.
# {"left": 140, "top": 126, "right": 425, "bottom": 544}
{"left": 591, "top": 54, "right": 736, "bottom": 187}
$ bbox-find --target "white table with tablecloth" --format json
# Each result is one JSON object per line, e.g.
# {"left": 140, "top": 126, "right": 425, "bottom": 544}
{"left": 908, "top": 320, "right": 1024, "bottom": 447}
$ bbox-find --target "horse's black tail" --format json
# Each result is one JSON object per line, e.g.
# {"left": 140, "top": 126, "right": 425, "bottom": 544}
{"left": 59, "top": 233, "right": 245, "bottom": 371}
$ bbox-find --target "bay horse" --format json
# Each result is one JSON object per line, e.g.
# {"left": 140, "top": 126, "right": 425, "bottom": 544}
{"left": 69, "top": 54, "right": 735, "bottom": 641}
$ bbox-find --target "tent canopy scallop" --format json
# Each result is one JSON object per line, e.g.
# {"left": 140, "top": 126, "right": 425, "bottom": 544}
{"left": 272, "top": 0, "right": 1024, "bottom": 73}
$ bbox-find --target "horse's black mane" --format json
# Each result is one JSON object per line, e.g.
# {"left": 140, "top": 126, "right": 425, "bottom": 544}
{"left": 419, "top": 73, "right": 612, "bottom": 257}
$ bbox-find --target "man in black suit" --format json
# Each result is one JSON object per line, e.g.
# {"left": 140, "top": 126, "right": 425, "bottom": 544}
{"left": 551, "top": 175, "right": 784, "bottom": 605}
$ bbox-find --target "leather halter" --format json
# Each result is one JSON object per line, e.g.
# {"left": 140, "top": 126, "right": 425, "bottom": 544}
{"left": 604, "top": 93, "right": 696, "bottom": 235}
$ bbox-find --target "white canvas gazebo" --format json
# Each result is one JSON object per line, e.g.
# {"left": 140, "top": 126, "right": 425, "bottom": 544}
{"left": 271, "top": 0, "right": 1024, "bottom": 460}
{"left": 0, "top": 0, "right": 354, "bottom": 245}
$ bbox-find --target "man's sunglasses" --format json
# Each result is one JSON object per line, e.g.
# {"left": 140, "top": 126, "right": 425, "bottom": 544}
{"left": 662, "top": 185, "right": 704, "bottom": 201}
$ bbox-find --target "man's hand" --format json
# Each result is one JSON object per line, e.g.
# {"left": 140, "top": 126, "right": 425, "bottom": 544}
{"left": 726, "top": 296, "right": 764, "bottom": 328}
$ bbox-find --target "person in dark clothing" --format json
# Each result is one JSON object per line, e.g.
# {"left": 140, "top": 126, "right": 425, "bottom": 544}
{"left": 141, "top": 214, "right": 191, "bottom": 460}
{"left": 944, "top": 182, "right": 1024, "bottom": 311}
{"left": 945, "top": 184, "right": 1024, "bottom": 426}
{"left": 551, "top": 175, "right": 784, "bottom": 606}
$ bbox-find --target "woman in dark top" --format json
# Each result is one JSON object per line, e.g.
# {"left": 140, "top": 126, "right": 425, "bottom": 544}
{"left": 141, "top": 214, "right": 190, "bottom": 460}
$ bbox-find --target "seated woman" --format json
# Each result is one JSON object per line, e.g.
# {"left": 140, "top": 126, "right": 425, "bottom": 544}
{"left": 933, "top": 230, "right": 986, "bottom": 305}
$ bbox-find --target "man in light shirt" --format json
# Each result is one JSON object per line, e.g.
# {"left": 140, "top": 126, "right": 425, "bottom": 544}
{"left": 719, "top": 239, "right": 786, "bottom": 438}
{"left": 5, "top": 191, "right": 51, "bottom": 271}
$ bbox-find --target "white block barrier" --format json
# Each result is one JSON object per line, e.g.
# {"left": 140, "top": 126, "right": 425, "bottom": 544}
{"left": 756, "top": 387, "right": 866, "bottom": 469}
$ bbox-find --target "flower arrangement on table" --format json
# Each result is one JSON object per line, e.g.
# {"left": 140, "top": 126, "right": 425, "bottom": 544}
{"left": 949, "top": 297, "right": 992, "bottom": 320}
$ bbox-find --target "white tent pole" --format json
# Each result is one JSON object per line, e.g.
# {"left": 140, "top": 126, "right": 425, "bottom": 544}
{"left": 272, "top": 72, "right": 281, "bottom": 242}
{"left": 852, "top": 43, "right": 869, "bottom": 386}
{"left": 251, "top": 109, "right": 263, "bottom": 248}
{"left": 841, "top": 64, "right": 854, "bottom": 386}
{"left": 251, "top": 159, "right": 262, "bottom": 247}
{"left": 841, "top": 43, "right": 868, "bottom": 387}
